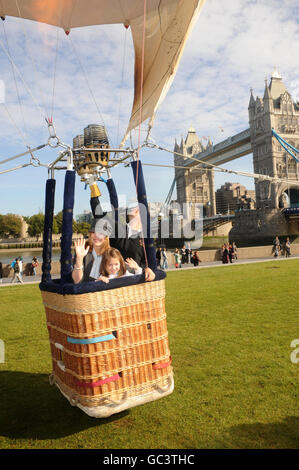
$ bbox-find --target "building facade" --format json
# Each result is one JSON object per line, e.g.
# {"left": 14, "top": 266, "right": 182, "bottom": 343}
{"left": 174, "top": 127, "right": 216, "bottom": 218}
{"left": 215, "top": 182, "right": 255, "bottom": 214}
{"left": 76, "top": 210, "right": 93, "bottom": 224}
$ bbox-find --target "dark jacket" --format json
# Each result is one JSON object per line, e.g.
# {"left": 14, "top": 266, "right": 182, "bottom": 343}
{"left": 110, "top": 233, "right": 147, "bottom": 269}
{"left": 90, "top": 192, "right": 156, "bottom": 271}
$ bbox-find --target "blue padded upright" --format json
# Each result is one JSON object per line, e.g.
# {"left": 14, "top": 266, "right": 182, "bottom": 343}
{"left": 42, "top": 178, "right": 56, "bottom": 283}
{"left": 131, "top": 160, "right": 157, "bottom": 271}
{"left": 60, "top": 170, "right": 76, "bottom": 284}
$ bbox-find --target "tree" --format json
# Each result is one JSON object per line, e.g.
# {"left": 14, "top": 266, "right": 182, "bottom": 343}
{"left": 27, "top": 213, "right": 45, "bottom": 240}
{"left": 54, "top": 211, "right": 63, "bottom": 233}
{"left": 0, "top": 214, "right": 22, "bottom": 237}
{"left": 54, "top": 211, "right": 78, "bottom": 234}
{"left": 52, "top": 218, "right": 59, "bottom": 235}
{"left": 76, "top": 222, "right": 91, "bottom": 237}
{"left": 72, "top": 219, "right": 78, "bottom": 234}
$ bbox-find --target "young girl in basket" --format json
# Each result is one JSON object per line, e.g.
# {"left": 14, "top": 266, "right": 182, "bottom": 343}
{"left": 98, "top": 247, "right": 142, "bottom": 284}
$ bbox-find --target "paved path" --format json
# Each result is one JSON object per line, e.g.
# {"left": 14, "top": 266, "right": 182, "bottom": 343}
{"left": 166, "top": 254, "right": 299, "bottom": 271}
{"left": 0, "top": 274, "right": 60, "bottom": 286}
{"left": 1, "top": 255, "right": 298, "bottom": 286}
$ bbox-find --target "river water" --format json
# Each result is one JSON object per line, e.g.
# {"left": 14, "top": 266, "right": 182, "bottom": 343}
{"left": 0, "top": 249, "right": 61, "bottom": 264}
{"left": 0, "top": 245, "right": 217, "bottom": 265}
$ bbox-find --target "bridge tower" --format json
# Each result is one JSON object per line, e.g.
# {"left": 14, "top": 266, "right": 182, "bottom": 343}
{"left": 174, "top": 127, "right": 216, "bottom": 218}
{"left": 249, "top": 70, "right": 299, "bottom": 209}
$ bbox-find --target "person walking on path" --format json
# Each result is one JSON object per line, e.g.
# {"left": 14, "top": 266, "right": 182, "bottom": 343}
{"left": 273, "top": 236, "right": 281, "bottom": 258}
{"left": 232, "top": 242, "right": 238, "bottom": 260}
{"left": 18, "top": 257, "right": 23, "bottom": 281}
{"left": 285, "top": 237, "right": 291, "bottom": 257}
{"left": 221, "top": 244, "right": 229, "bottom": 264}
{"left": 31, "top": 257, "right": 39, "bottom": 276}
{"left": 192, "top": 250, "right": 202, "bottom": 267}
{"left": 228, "top": 244, "right": 235, "bottom": 263}
{"left": 11, "top": 259, "right": 23, "bottom": 284}
{"left": 186, "top": 244, "right": 191, "bottom": 264}
{"left": 174, "top": 248, "right": 182, "bottom": 268}
{"left": 181, "top": 245, "right": 187, "bottom": 265}
{"left": 156, "top": 247, "right": 162, "bottom": 268}
{"left": 161, "top": 248, "right": 168, "bottom": 270}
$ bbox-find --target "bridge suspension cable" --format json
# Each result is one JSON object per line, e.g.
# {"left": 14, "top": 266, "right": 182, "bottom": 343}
{"left": 272, "top": 129, "right": 299, "bottom": 163}
{"left": 164, "top": 177, "right": 176, "bottom": 206}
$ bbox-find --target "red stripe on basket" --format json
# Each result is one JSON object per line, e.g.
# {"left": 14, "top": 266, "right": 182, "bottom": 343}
{"left": 152, "top": 357, "right": 172, "bottom": 370}
{"left": 76, "top": 373, "right": 120, "bottom": 388}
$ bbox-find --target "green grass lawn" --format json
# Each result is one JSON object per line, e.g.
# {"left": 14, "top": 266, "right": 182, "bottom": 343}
{"left": 0, "top": 260, "right": 298, "bottom": 449}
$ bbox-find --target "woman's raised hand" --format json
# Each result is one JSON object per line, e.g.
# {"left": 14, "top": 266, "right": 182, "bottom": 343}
{"left": 74, "top": 237, "right": 89, "bottom": 261}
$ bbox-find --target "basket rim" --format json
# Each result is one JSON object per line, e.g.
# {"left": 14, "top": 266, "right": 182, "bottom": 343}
{"left": 39, "top": 268, "right": 166, "bottom": 295}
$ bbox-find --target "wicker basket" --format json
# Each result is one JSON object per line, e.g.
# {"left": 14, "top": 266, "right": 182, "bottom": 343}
{"left": 41, "top": 279, "right": 173, "bottom": 417}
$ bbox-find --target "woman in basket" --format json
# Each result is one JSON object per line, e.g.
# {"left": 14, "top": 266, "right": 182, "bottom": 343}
{"left": 98, "top": 247, "right": 142, "bottom": 284}
{"left": 72, "top": 218, "right": 142, "bottom": 284}
{"left": 72, "top": 218, "right": 112, "bottom": 284}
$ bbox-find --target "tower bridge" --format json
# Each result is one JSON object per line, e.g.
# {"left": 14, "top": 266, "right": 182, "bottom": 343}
{"left": 174, "top": 70, "right": 299, "bottom": 244}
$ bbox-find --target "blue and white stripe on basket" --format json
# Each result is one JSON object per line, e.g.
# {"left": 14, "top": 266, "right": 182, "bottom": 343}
{"left": 67, "top": 333, "right": 115, "bottom": 345}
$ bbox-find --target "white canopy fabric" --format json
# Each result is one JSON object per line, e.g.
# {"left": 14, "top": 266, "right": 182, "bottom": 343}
{"left": 1, "top": 0, "right": 207, "bottom": 145}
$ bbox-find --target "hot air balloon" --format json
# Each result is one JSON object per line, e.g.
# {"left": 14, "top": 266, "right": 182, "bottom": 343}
{"left": 0, "top": 0, "right": 207, "bottom": 417}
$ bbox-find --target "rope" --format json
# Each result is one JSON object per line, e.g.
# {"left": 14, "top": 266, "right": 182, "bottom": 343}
{"left": 0, "top": 144, "right": 47, "bottom": 167}
{"left": 50, "top": 28, "right": 60, "bottom": 120}
{"left": 0, "top": 162, "right": 31, "bottom": 175}
{"left": 135, "top": 0, "right": 147, "bottom": 189}
{"left": 134, "top": 0, "right": 149, "bottom": 269}
{"left": 0, "top": 13, "right": 44, "bottom": 158}
{"left": 145, "top": 137, "right": 228, "bottom": 172}
{"left": 0, "top": 103, "right": 47, "bottom": 173}
{"left": 14, "top": 0, "right": 49, "bottom": 118}
{"left": 143, "top": 139, "right": 299, "bottom": 187}
{"left": 0, "top": 36, "right": 46, "bottom": 121}
{"left": 68, "top": 35, "right": 113, "bottom": 147}
{"left": 1, "top": 19, "right": 28, "bottom": 140}
{"left": 116, "top": 26, "right": 128, "bottom": 146}
{"left": 1, "top": 102, "right": 29, "bottom": 148}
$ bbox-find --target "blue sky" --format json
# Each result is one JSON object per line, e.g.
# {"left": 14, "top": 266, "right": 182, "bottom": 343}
{"left": 0, "top": 0, "right": 298, "bottom": 217}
